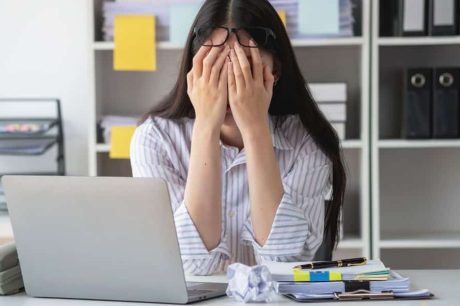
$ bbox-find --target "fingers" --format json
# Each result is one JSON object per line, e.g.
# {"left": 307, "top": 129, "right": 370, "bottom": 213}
{"left": 192, "top": 42, "right": 212, "bottom": 78}
{"left": 210, "top": 46, "right": 231, "bottom": 85}
{"left": 230, "top": 48, "right": 245, "bottom": 91}
{"left": 263, "top": 64, "right": 275, "bottom": 93}
{"left": 202, "top": 45, "right": 225, "bottom": 81}
{"left": 219, "top": 56, "right": 229, "bottom": 93}
{"left": 233, "top": 43, "right": 252, "bottom": 85}
{"left": 249, "top": 40, "right": 263, "bottom": 82}
{"left": 186, "top": 70, "right": 194, "bottom": 94}
{"left": 228, "top": 56, "right": 236, "bottom": 95}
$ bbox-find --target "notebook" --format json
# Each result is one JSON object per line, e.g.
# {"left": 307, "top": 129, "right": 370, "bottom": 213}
{"left": 263, "top": 259, "right": 391, "bottom": 282}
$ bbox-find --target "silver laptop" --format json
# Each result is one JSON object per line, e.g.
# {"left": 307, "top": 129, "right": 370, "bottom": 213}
{"left": 2, "top": 175, "right": 227, "bottom": 304}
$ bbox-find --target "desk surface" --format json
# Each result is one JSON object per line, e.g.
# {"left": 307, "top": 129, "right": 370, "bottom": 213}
{"left": 1, "top": 270, "right": 459, "bottom": 305}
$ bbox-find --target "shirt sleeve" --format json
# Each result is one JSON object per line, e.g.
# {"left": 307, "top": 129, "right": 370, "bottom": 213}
{"left": 241, "top": 133, "right": 332, "bottom": 262}
{"left": 130, "top": 119, "right": 230, "bottom": 275}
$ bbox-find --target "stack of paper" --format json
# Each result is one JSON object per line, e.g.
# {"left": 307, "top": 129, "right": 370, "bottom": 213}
{"left": 102, "top": 0, "right": 204, "bottom": 43}
{"left": 262, "top": 259, "right": 433, "bottom": 301}
{"left": 308, "top": 83, "right": 347, "bottom": 140}
{"left": 263, "top": 259, "right": 390, "bottom": 282}
{"left": 0, "top": 243, "right": 23, "bottom": 295}
{"left": 99, "top": 115, "right": 139, "bottom": 144}
{"left": 269, "top": 0, "right": 355, "bottom": 39}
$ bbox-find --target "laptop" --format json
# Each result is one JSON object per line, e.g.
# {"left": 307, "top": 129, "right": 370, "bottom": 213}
{"left": 2, "top": 175, "right": 227, "bottom": 304}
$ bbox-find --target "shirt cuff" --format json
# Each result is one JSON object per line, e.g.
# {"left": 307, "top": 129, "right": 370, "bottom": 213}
{"left": 242, "top": 191, "right": 323, "bottom": 258}
{"left": 174, "top": 200, "right": 231, "bottom": 261}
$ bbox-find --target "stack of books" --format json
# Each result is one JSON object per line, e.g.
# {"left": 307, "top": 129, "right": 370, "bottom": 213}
{"left": 262, "top": 258, "right": 433, "bottom": 302}
{"left": 308, "top": 83, "right": 347, "bottom": 140}
{"left": 269, "top": 0, "right": 356, "bottom": 39}
{"left": 102, "top": 0, "right": 171, "bottom": 42}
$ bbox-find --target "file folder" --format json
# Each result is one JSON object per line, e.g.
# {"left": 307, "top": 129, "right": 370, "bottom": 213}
{"left": 403, "top": 68, "right": 433, "bottom": 138}
{"left": 401, "top": 0, "right": 428, "bottom": 36}
{"left": 429, "top": 0, "right": 457, "bottom": 35}
{"left": 432, "top": 67, "right": 460, "bottom": 138}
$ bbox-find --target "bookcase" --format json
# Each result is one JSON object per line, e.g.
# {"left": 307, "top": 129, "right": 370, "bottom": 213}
{"left": 370, "top": 0, "right": 460, "bottom": 268}
{"left": 88, "top": 0, "right": 371, "bottom": 260}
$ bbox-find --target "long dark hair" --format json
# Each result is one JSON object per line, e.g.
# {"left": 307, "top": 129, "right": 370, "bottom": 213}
{"left": 142, "top": 0, "right": 347, "bottom": 250}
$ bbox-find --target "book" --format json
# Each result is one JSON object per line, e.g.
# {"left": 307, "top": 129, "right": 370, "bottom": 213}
{"left": 263, "top": 259, "right": 391, "bottom": 282}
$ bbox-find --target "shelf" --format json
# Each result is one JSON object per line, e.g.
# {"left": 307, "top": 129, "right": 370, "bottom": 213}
{"left": 342, "top": 140, "right": 362, "bottom": 149}
{"left": 93, "top": 37, "right": 364, "bottom": 51}
{"left": 378, "top": 36, "right": 460, "bottom": 46}
{"left": 96, "top": 143, "right": 110, "bottom": 153}
{"left": 337, "top": 237, "right": 363, "bottom": 249}
{"left": 378, "top": 139, "right": 460, "bottom": 149}
{"left": 95, "top": 140, "right": 362, "bottom": 153}
{"left": 380, "top": 232, "right": 460, "bottom": 249}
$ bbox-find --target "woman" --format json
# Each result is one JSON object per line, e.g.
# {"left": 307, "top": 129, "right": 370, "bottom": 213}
{"left": 130, "top": 0, "right": 346, "bottom": 275}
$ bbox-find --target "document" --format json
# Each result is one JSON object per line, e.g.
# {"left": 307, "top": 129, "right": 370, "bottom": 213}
{"left": 114, "top": 15, "right": 157, "bottom": 71}
{"left": 110, "top": 126, "right": 136, "bottom": 159}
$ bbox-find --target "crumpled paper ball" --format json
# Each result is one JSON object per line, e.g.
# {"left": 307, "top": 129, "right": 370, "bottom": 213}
{"left": 226, "top": 263, "right": 274, "bottom": 303}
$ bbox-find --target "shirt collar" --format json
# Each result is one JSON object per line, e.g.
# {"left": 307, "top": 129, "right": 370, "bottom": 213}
{"left": 268, "top": 115, "right": 294, "bottom": 151}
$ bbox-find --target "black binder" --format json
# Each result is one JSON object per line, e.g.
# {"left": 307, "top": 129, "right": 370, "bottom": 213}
{"left": 400, "top": 0, "right": 429, "bottom": 36}
{"left": 403, "top": 68, "right": 433, "bottom": 138}
{"left": 380, "top": 0, "right": 400, "bottom": 36}
{"left": 428, "top": 0, "right": 458, "bottom": 35}
{"left": 432, "top": 68, "right": 460, "bottom": 138}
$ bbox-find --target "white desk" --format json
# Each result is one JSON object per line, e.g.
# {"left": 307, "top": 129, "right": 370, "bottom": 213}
{"left": 1, "top": 270, "right": 458, "bottom": 305}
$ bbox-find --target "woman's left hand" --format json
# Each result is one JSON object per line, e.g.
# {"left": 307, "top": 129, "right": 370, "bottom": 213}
{"left": 228, "top": 40, "right": 275, "bottom": 137}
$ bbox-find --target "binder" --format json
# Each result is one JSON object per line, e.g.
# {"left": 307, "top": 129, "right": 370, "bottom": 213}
{"left": 284, "top": 289, "right": 434, "bottom": 302}
{"left": 402, "top": 68, "right": 433, "bottom": 138}
{"left": 400, "top": 0, "right": 428, "bottom": 36}
{"left": 432, "top": 68, "right": 460, "bottom": 138}
{"left": 380, "top": 0, "right": 402, "bottom": 36}
{"left": 428, "top": 0, "right": 457, "bottom": 35}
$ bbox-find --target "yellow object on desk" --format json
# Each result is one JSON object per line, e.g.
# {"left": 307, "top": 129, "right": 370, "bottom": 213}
{"left": 293, "top": 269, "right": 342, "bottom": 282}
{"left": 109, "top": 126, "right": 136, "bottom": 159}
{"left": 114, "top": 15, "right": 156, "bottom": 71}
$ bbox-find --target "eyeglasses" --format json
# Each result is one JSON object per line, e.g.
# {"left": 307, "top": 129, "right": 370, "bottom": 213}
{"left": 193, "top": 26, "right": 276, "bottom": 48}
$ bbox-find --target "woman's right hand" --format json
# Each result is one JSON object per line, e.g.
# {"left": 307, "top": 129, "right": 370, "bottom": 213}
{"left": 187, "top": 43, "right": 231, "bottom": 130}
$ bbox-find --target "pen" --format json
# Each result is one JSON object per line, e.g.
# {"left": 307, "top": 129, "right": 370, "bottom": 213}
{"left": 293, "top": 257, "right": 367, "bottom": 270}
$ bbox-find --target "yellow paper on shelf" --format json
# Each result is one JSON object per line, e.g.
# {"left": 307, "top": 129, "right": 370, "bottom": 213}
{"left": 109, "top": 126, "right": 136, "bottom": 159}
{"left": 277, "top": 10, "right": 287, "bottom": 27}
{"left": 114, "top": 15, "right": 156, "bottom": 71}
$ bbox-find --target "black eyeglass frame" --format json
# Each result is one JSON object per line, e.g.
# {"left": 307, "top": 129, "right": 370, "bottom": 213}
{"left": 192, "top": 26, "right": 277, "bottom": 48}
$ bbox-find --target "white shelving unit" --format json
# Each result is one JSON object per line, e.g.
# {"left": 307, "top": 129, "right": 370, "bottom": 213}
{"left": 88, "top": 0, "right": 371, "bottom": 259}
{"left": 371, "top": 0, "right": 460, "bottom": 268}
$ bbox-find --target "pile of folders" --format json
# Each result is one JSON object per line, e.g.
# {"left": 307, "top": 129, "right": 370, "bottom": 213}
{"left": 381, "top": 0, "right": 459, "bottom": 37}
{"left": 403, "top": 67, "right": 460, "bottom": 139}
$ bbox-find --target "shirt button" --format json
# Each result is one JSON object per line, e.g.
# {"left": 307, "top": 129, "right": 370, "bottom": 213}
{"left": 229, "top": 211, "right": 235, "bottom": 218}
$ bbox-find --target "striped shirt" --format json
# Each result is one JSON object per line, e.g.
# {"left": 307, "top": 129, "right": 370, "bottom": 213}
{"left": 130, "top": 114, "right": 332, "bottom": 275}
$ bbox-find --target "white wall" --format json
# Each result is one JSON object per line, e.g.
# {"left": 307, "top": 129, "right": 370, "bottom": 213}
{"left": 0, "top": 1, "right": 91, "bottom": 175}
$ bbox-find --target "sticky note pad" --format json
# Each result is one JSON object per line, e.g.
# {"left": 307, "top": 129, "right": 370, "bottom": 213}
{"left": 277, "top": 10, "right": 287, "bottom": 27}
{"left": 114, "top": 15, "right": 156, "bottom": 71}
{"left": 110, "top": 126, "right": 136, "bottom": 159}
{"left": 170, "top": 4, "right": 201, "bottom": 46}
{"left": 298, "top": 0, "right": 340, "bottom": 35}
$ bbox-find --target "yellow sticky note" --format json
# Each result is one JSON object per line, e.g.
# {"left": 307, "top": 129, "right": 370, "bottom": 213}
{"left": 114, "top": 15, "right": 156, "bottom": 71}
{"left": 277, "top": 10, "right": 287, "bottom": 27}
{"left": 110, "top": 126, "right": 136, "bottom": 159}
{"left": 293, "top": 269, "right": 310, "bottom": 282}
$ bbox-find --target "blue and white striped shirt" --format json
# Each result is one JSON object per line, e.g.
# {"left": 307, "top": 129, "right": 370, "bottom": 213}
{"left": 130, "top": 114, "right": 332, "bottom": 275}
